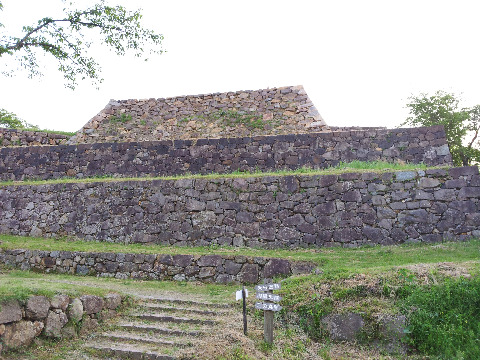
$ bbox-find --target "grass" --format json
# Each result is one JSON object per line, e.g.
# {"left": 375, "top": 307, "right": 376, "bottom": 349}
{"left": 0, "top": 160, "right": 434, "bottom": 187}
{"left": 0, "top": 269, "right": 237, "bottom": 304}
{"left": 1, "top": 234, "right": 479, "bottom": 275}
{"left": 15, "top": 128, "right": 76, "bottom": 136}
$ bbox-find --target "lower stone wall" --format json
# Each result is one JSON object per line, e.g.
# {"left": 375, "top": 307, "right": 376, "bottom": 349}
{"left": 0, "top": 293, "right": 122, "bottom": 354}
{"left": 0, "top": 249, "right": 315, "bottom": 284}
{"left": 0, "top": 128, "right": 70, "bottom": 147}
{"left": 0, "top": 166, "right": 479, "bottom": 248}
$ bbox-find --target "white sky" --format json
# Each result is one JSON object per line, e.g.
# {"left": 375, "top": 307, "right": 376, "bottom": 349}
{"left": 1, "top": 0, "right": 480, "bottom": 132}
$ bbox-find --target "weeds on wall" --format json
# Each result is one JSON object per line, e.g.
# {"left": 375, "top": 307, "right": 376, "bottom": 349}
{"left": 179, "top": 109, "right": 278, "bottom": 131}
{"left": 109, "top": 113, "right": 132, "bottom": 124}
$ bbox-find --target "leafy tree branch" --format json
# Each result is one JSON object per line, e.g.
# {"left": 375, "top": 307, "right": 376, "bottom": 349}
{"left": 403, "top": 91, "right": 480, "bottom": 166}
{"left": 0, "top": 0, "right": 163, "bottom": 89}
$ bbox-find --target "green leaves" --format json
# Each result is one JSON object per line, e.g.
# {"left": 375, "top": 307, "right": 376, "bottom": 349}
{"left": 403, "top": 91, "right": 480, "bottom": 166}
{"left": 0, "top": 0, "right": 163, "bottom": 89}
{"left": 0, "top": 108, "right": 37, "bottom": 129}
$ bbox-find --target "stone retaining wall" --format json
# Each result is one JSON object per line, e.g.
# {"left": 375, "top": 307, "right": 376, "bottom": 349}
{"left": 0, "top": 128, "right": 70, "bottom": 147}
{"left": 0, "top": 166, "right": 478, "bottom": 248}
{"left": 69, "top": 85, "right": 327, "bottom": 144}
{"left": 0, "top": 249, "right": 315, "bottom": 284}
{"left": 0, "top": 125, "right": 451, "bottom": 181}
{"left": 0, "top": 293, "right": 122, "bottom": 354}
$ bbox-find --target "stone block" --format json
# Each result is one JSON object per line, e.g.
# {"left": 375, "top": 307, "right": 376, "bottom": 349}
{"left": 263, "top": 259, "right": 291, "bottom": 278}
{"left": 0, "top": 300, "right": 22, "bottom": 324}
{"left": 321, "top": 313, "right": 364, "bottom": 341}
{"left": 80, "top": 295, "right": 104, "bottom": 315}
{"left": 25, "top": 296, "right": 50, "bottom": 320}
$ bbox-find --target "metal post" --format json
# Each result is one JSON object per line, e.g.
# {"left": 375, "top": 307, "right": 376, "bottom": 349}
{"left": 242, "top": 285, "right": 247, "bottom": 335}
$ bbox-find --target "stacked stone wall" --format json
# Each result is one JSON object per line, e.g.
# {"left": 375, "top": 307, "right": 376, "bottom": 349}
{"left": 0, "top": 126, "right": 451, "bottom": 181}
{"left": 0, "top": 166, "right": 478, "bottom": 248}
{"left": 69, "top": 85, "right": 327, "bottom": 144}
{"left": 0, "top": 249, "right": 315, "bottom": 284}
{"left": 0, "top": 128, "right": 69, "bottom": 147}
{"left": 0, "top": 293, "right": 122, "bottom": 354}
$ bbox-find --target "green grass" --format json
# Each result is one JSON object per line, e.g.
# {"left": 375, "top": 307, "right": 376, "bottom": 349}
{"left": 1, "top": 235, "right": 479, "bottom": 275}
{"left": 0, "top": 269, "right": 237, "bottom": 304}
{"left": 17, "top": 128, "right": 76, "bottom": 136}
{"left": 399, "top": 277, "right": 480, "bottom": 359}
{"left": 0, "top": 160, "right": 434, "bottom": 187}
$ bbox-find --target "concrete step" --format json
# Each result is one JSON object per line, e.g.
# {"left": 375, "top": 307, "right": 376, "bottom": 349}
{"left": 84, "top": 340, "right": 177, "bottom": 360}
{"left": 116, "top": 321, "right": 203, "bottom": 337}
{"left": 137, "top": 295, "right": 231, "bottom": 309}
{"left": 129, "top": 313, "right": 216, "bottom": 326}
{"left": 137, "top": 303, "right": 220, "bottom": 316}
{"left": 98, "top": 331, "right": 193, "bottom": 347}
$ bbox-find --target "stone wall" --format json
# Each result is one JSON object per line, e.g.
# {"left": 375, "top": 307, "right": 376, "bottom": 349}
{"left": 0, "top": 128, "right": 70, "bottom": 147}
{"left": 68, "top": 85, "right": 327, "bottom": 144}
{"left": 0, "top": 249, "right": 315, "bottom": 284}
{"left": 0, "top": 166, "right": 478, "bottom": 248}
{"left": 0, "top": 125, "right": 451, "bottom": 181}
{"left": 0, "top": 293, "right": 122, "bottom": 354}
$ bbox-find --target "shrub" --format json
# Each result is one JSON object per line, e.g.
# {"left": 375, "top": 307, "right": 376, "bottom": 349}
{"left": 400, "top": 277, "right": 480, "bottom": 359}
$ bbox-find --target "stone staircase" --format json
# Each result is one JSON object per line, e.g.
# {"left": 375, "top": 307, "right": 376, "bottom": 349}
{"left": 83, "top": 295, "right": 232, "bottom": 360}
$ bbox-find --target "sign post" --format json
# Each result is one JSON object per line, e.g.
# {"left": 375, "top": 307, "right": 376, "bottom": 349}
{"left": 255, "top": 279, "right": 282, "bottom": 345}
{"left": 235, "top": 286, "right": 249, "bottom": 335}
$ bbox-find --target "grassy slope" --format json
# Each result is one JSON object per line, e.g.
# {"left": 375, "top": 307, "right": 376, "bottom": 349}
{"left": 1, "top": 235, "right": 479, "bottom": 274}
{"left": 0, "top": 160, "right": 433, "bottom": 187}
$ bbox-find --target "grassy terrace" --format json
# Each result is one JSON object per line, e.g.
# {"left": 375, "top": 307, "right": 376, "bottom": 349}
{"left": 0, "top": 160, "right": 434, "bottom": 187}
{"left": 1, "top": 234, "right": 479, "bottom": 277}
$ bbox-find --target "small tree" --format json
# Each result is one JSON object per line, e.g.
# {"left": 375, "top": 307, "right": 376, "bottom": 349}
{"left": 403, "top": 91, "right": 480, "bottom": 166}
{"left": 0, "top": 108, "right": 37, "bottom": 129}
{"left": 0, "top": 0, "right": 163, "bottom": 89}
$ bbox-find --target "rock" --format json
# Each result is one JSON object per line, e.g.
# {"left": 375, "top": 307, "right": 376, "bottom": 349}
{"left": 395, "top": 171, "right": 417, "bottom": 181}
{"left": 322, "top": 313, "right": 364, "bottom": 341}
{"left": 25, "top": 295, "right": 50, "bottom": 320}
{"left": 51, "top": 295, "right": 70, "bottom": 311}
{"left": 263, "top": 259, "right": 291, "bottom": 278}
{"left": 0, "top": 300, "right": 22, "bottom": 324}
{"left": 79, "top": 316, "right": 99, "bottom": 336}
{"left": 237, "top": 264, "right": 259, "bottom": 284}
{"left": 418, "top": 177, "right": 440, "bottom": 188}
{"left": 291, "top": 261, "right": 316, "bottom": 275}
{"left": 67, "top": 298, "right": 84, "bottom": 322}
{"left": 80, "top": 295, "right": 104, "bottom": 315}
{"left": 197, "top": 255, "right": 223, "bottom": 267}
{"left": 172, "top": 254, "right": 193, "bottom": 267}
{"left": 1, "top": 320, "right": 44, "bottom": 349}
{"left": 377, "top": 315, "right": 407, "bottom": 354}
{"left": 60, "top": 324, "right": 77, "bottom": 339}
{"left": 44, "top": 310, "right": 68, "bottom": 338}
{"left": 104, "top": 293, "right": 122, "bottom": 310}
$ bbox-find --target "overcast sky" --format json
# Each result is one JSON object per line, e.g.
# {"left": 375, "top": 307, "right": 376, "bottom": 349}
{"left": 1, "top": 0, "right": 480, "bottom": 132}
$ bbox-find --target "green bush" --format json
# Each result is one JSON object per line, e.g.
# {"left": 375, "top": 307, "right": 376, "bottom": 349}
{"left": 294, "top": 296, "right": 333, "bottom": 340}
{"left": 400, "top": 277, "right": 480, "bottom": 359}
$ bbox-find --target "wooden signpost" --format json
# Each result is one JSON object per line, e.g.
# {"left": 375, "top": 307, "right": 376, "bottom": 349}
{"left": 255, "top": 279, "right": 282, "bottom": 345}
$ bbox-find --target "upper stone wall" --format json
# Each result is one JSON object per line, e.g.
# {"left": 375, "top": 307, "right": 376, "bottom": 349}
{"left": 0, "top": 128, "right": 69, "bottom": 147}
{"left": 68, "top": 85, "right": 327, "bottom": 144}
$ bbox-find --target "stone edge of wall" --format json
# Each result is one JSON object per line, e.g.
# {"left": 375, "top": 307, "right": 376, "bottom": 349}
{"left": 0, "top": 292, "right": 122, "bottom": 354}
{"left": 0, "top": 249, "right": 317, "bottom": 285}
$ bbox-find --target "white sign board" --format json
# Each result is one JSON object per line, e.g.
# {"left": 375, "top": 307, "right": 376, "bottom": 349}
{"left": 235, "top": 288, "right": 249, "bottom": 301}
{"left": 256, "top": 293, "right": 282, "bottom": 302}
{"left": 254, "top": 283, "right": 281, "bottom": 292}
{"left": 255, "top": 302, "right": 282, "bottom": 312}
